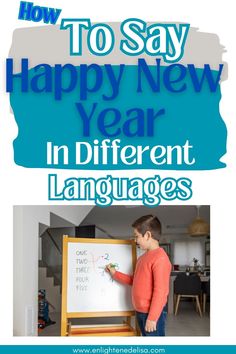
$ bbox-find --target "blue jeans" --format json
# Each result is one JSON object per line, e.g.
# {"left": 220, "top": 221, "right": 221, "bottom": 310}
{"left": 136, "top": 305, "right": 167, "bottom": 336}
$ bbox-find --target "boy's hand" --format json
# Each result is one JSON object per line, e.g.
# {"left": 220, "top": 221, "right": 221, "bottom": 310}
{"left": 105, "top": 264, "right": 116, "bottom": 276}
{"left": 145, "top": 319, "right": 156, "bottom": 332}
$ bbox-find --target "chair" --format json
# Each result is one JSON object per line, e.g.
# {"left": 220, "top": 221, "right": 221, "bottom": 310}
{"left": 174, "top": 273, "right": 202, "bottom": 316}
{"left": 202, "top": 280, "right": 210, "bottom": 314}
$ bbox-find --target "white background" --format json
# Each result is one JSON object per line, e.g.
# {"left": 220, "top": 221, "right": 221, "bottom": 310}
{"left": 0, "top": 0, "right": 236, "bottom": 346}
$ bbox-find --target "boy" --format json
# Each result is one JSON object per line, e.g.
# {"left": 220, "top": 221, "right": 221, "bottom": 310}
{"left": 106, "top": 215, "right": 171, "bottom": 336}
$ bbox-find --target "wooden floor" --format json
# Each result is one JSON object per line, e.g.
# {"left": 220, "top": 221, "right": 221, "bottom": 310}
{"left": 39, "top": 302, "right": 210, "bottom": 337}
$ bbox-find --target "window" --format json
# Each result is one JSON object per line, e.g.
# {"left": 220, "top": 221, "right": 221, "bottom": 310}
{"left": 173, "top": 240, "right": 204, "bottom": 266}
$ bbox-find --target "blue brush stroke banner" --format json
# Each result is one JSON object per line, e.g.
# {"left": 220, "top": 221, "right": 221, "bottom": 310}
{"left": 0, "top": 346, "right": 236, "bottom": 354}
{"left": 10, "top": 64, "right": 227, "bottom": 170}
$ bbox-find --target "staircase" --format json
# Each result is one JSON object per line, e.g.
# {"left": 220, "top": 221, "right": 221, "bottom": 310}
{"left": 38, "top": 264, "right": 61, "bottom": 312}
{"left": 38, "top": 227, "right": 75, "bottom": 311}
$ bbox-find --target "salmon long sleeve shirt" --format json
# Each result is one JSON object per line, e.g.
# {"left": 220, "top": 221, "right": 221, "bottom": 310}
{"left": 113, "top": 247, "right": 172, "bottom": 322}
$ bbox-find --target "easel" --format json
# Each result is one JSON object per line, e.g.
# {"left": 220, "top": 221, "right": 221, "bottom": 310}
{"left": 61, "top": 236, "right": 138, "bottom": 336}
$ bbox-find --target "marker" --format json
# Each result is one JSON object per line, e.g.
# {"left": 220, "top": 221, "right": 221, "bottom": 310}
{"left": 98, "top": 264, "right": 117, "bottom": 269}
{"left": 105, "top": 263, "right": 117, "bottom": 271}
{"left": 109, "top": 264, "right": 117, "bottom": 268}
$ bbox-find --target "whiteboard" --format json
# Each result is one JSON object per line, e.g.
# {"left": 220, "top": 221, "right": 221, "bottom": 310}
{"left": 66, "top": 240, "right": 134, "bottom": 313}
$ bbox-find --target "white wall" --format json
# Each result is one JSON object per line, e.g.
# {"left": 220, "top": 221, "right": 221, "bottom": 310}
{"left": 13, "top": 205, "right": 93, "bottom": 336}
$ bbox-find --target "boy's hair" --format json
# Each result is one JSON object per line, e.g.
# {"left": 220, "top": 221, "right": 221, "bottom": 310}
{"left": 132, "top": 215, "right": 162, "bottom": 240}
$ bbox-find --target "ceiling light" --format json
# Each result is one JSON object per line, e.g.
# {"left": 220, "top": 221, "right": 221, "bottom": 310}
{"left": 188, "top": 206, "right": 210, "bottom": 237}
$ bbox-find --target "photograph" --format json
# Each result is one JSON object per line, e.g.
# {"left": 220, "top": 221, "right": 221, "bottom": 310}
{"left": 13, "top": 205, "right": 210, "bottom": 337}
